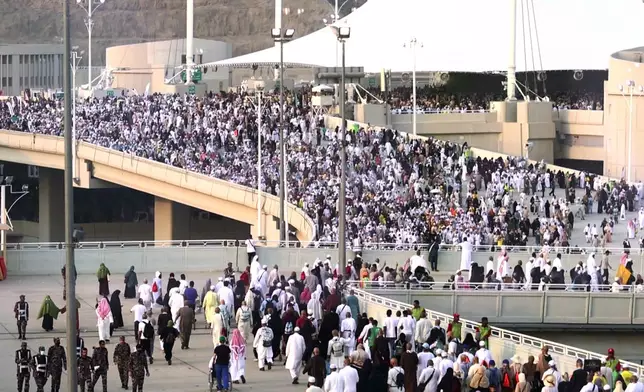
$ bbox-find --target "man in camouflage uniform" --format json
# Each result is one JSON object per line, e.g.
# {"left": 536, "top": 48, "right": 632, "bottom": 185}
{"left": 113, "top": 336, "right": 132, "bottom": 389}
{"left": 77, "top": 347, "right": 93, "bottom": 392}
{"left": 15, "top": 341, "right": 32, "bottom": 392}
{"left": 91, "top": 340, "right": 109, "bottom": 392}
{"left": 47, "top": 338, "right": 66, "bottom": 392}
{"left": 31, "top": 346, "right": 49, "bottom": 392}
{"left": 129, "top": 344, "right": 150, "bottom": 392}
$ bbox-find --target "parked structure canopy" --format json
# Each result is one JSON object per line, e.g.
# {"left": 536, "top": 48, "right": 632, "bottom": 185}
{"left": 201, "top": 0, "right": 644, "bottom": 73}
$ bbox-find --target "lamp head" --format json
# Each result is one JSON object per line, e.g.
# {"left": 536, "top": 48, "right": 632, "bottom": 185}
{"left": 337, "top": 26, "right": 350, "bottom": 39}
{"left": 271, "top": 28, "right": 281, "bottom": 39}
{"left": 21, "top": 185, "right": 29, "bottom": 192}
{"left": 619, "top": 85, "right": 624, "bottom": 92}
{"left": 99, "top": 0, "right": 105, "bottom": 4}
{"left": 76, "top": 0, "right": 82, "bottom": 3}
{"left": 4, "top": 176, "right": 13, "bottom": 185}
{"left": 323, "top": 18, "right": 328, "bottom": 24}
{"left": 284, "top": 28, "right": 295, "bottom": 39}
{"left": 627, "top": 80, "right": 635, "bottom": 87}
{"left": 72, "top": 45, "right": 79, "bottom": 51}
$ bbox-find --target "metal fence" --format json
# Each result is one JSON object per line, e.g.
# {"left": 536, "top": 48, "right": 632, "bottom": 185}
{"left": 351, "top": 287, "right": 644, "bottom": 377}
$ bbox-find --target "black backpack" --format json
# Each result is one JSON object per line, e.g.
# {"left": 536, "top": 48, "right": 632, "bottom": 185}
{"left": 143, "top": 322, "right": 154, "bottom": 339}
{"left": 395, "top": 370, "right": 405, "bottom": 389}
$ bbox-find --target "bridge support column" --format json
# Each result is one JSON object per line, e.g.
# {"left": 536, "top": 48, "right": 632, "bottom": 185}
{"left": 154, "top": 197, "right": 190, "bottom": 241}
{"left": 38, "top": 168, "right": 65, "bottom": 243}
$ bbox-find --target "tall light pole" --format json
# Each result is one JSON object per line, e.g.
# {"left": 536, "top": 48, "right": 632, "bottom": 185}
{"left": 507, "top": 0, "right": 517, "bottom": 101}
{"left": 71, "top": 48, "right": 83, "bottom": 183}
{"left": 333, "top": 25, "right": 350, "bottom": 274}
{"left": 185, "top": 0, "right": 194, "bottom": 85}
{"left": 404, "top": 38, "right": 422, "bottom": 136}
{"left": 0, "top": 179, "right": 30, "bottom": 268}
{"left": 619, "top": 80, "right": 642, "bottom": 183}
{"left": 271, "top": 27, "right": 295, "bottom": 245}
{"left": 76, "top": 0, "right": 105, "bottom": 91}
{"left": 64, "top": 0, "right": 78, "bottom": 389}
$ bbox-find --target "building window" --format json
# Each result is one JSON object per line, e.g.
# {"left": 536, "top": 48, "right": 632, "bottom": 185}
{"left": 1, "top": 55, "right": 6, "bottom": 65}
{"left": 19, "top": 55, "right": 23, "bottom": 64}
{"left": 19, "top": 76, "right": 23, "bottom": 86}
{"left": 8, "top": 55, "right": 12, "bottom": 65}
{"left": 8, "top": 77, "right": 12, "bottom": 87}
{"left": 1, "top": 77, "right": 5, "bottom": 87}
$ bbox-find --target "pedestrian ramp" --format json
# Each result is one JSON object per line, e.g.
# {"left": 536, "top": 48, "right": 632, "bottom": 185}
{"left": 351, "top": 287, "right": 644, "bottom": 377}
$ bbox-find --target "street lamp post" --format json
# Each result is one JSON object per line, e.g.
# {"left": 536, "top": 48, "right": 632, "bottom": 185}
{"left": 619, "top": 80, "right": 642, "bottom": 183}
{"left": 271, "top": 27, "right": 295, "bottom": 245}
{"left": 71, "top": 48, "right": 83, "bottom": 183}
{"left": 64, "top": 0, "right": 78, "bottom": 390}
{"left": 77, "top": 0, "right": 106, "bottom": 91}
{"left": 404, "top": 38, "right": 422, "bottom": 136}
{"left": 0, "top": 179, "right": 30, "bottom": 267}
{"left": 333, "top": 25, "right": 350, "bottom": 274}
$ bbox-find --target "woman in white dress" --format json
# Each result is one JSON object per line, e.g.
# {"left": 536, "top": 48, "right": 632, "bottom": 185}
{"left": 96, "top": 297, "right": 113, "bottom": 342}
{"left": 307, "top": 285, "right": 323, "bottom": 330}
{"left": 230, "top": 329, "right": 247, "bottom": 384}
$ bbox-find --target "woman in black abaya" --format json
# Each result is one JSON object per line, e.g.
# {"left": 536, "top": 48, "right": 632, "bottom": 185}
{"left": 110, "top": 290, "right": 124, "bottom": 331}
{"left": 317, "top": 311, "right": 339, "bottom": 358}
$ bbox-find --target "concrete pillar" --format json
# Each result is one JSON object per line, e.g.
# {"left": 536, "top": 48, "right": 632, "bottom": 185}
{"left": 154, "top": 197, "right": 191, "bottom": 241}
{"left": 38, "top": 168, "right": 65, "bottom": 242}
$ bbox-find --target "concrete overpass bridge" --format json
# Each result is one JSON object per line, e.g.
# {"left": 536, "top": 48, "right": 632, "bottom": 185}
{"left": 0, "top": 130, "right": 316, "bottom": 244}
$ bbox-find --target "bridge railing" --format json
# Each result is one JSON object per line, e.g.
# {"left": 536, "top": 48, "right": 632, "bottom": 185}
{"left": 350, "top": 287, "right": 644, "bottom": 378}
{"left": 6, "top": 239, "right": 638, "bottom": 254}
{"left": 348, "top": 280, "right": 643, "bottom": 293}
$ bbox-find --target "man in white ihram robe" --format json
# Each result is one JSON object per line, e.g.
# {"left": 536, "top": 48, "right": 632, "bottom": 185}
{"left": 324, "top": 365, "right": 344, "bottom": 392}
{"left": 340, "top": 313, "right": 357, "bottom": 355}
{"left": 285, "top": 327, "right": 306, "bottom": 383}
{"left": 218, "top": 280, "right": 235, "bottom": 319}
{"left": 459, "top": 238, "right": 472, "bottom": 278}
{"left": 168, "top": 288, "right": 184, "bottom": 321}
{"left": 250, "top": 256, "right": 262, "bottom": 281}
{"left": 255, "top": 266, "right": 269, "bottom": 297}
{"left": 253, "top": 318, "right": 274, "bottom": 370}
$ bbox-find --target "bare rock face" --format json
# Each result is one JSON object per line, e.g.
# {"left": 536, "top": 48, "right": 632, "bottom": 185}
{"left": 0, "top": 0, "right": 338, "bottom": 65}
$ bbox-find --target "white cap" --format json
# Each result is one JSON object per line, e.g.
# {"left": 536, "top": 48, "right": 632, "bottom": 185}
{"left": 548, "top": 360, "right": 555, "bottom": 367}
{"left": 294, "top": 327, "right": 301, "bottom": 332}
{"left": 326, "top": 254, "right": 331, "bottom": 259}
{"left": 441, "top": 351, "right": 447, "bottom": 357}
{"left": 330, "top": 364, "right": 337, "bottom": 370}
{"left": 210, "top": 285, "right": 215, "bottom": 290}
{"left": 479, "top": 341, "right": 486, "bottom": 347}
{"left": 288, "top": 279, "right": 295, "bottom": 284}
{"left": 277, "top": 283, "right": 282, "bottom": 288}
{"left": 263, "top": 265, "right": 268, "bottom": 269}
{"left": 218, "top": 277, "right": 223, "bottom": 281}
{"left": 308, "top": 377, "right": 317, "bottom": 384}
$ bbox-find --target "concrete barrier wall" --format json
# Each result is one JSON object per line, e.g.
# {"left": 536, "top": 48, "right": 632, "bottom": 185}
{"left": 350, "top": 288, "right": 644, "bottom": 378}
{"left": 7, "top": 245, "right": 644, "bottom": 278}
{"left": 363, "top": 289, "right": 644, "bottom": 325}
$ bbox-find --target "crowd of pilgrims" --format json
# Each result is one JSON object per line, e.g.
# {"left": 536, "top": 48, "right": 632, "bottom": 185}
{"left": 22, "top": 256, "right": 638, "bottom": 392}
{"left": 380, "top": 89, "right": 603, "bottom": 113}
{"left": 0, "top": 92, "right": 618, "bottom": 249}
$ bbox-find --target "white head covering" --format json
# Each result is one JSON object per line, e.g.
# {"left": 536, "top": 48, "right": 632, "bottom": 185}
{"left": 155, "top": 271, "right": 161, "bottom": 278}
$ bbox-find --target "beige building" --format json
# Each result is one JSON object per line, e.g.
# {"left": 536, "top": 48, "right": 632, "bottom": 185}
{"left": 105, "top": 38, "right": 232, "bottom": 94}
{"left": 351, "top": 47, "right": 644, "bottom": 182}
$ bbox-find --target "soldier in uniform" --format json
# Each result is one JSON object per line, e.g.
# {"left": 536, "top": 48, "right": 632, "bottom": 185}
{"left": 113, "top": 336, "right": 132, "bottom": 389}
{"left": 76, "top": 333, "right": 85, "bottom": 359}
{"left": 31, "top": 346, "right": 48, "bottom": 392}
{"left": 91, "top": 340, "right": 109, "bottom": 392}
{"left": 15, "top": 341, "right": 32, "bottom": 392}
{"left": 47, "top": 338, "right": 67, "bottom": 392}
{"left": 14, "top": 295, "right": 29, "bottom": 340}
{"left": 129, "top": 344, "right": 150, "bottom": 392}
{"left": 77, "top": 347, "right": 93, "bottom": 392}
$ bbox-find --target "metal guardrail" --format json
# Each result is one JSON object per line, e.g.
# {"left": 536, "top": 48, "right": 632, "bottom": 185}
{"left": 4, "top": 239, "right": 637, "bottom": 255}
{"left": 349, "top": 287, "right": 644, "bottom": 377}
{"left": 347, "top": 280, "right": 643, "bottom": 293}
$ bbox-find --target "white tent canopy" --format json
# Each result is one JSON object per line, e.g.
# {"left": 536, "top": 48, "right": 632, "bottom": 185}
{"left": 202, "top": 0, "right": 644, "bottom": 73}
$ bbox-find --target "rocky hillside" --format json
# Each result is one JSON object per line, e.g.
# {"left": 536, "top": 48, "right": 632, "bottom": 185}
{"left": 0, "top": 0, "right": 348, "bottom": 65}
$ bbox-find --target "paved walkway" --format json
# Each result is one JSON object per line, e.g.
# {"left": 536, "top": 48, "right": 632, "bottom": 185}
{"left": 0, "top": 273, "right": 295, "bottom": 392}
